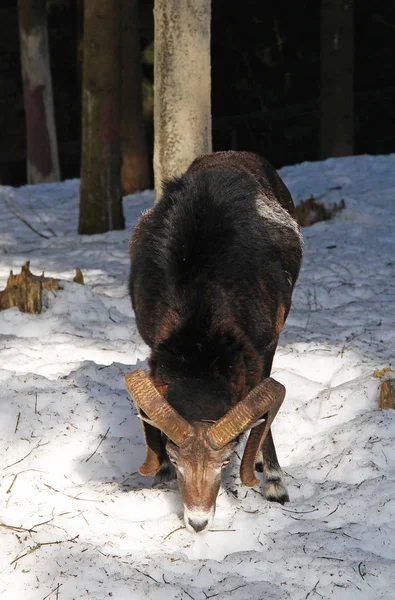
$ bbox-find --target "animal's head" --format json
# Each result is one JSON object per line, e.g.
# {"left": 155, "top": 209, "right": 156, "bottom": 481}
{"left": 124, "top": 370, "right": 285, "bottom": 533}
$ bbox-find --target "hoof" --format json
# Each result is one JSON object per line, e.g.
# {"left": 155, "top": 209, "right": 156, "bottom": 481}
{"left": 263, "top": 468, "right": 289, "bottom": 504}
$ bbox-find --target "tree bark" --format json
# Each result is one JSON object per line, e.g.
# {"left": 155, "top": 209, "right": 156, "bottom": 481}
{"left": 121, "top": 0, "right": 150, "bottom": 195}
{"left": 79, "top": 0, "right": 124, "bottom": 235}
{"left": 18, "top": 0, "right": 61, "bottom": 184}
{"left": 153, "top": 0, "right": 212, "bottom": 200}
{"left": 320, "top": 0, "right": 354, "bottom": 159}
{"left": 76, "top": 0, "right": 84, "bottom": 93}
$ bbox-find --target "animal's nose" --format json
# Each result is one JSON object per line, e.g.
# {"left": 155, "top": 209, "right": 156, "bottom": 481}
{"left": 188, "top": 518, "right": 209, "bottom": 533}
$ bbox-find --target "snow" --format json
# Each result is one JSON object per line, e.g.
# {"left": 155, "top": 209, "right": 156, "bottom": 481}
{"left": 0, "top": 155, "right": 394, "bottom": 599}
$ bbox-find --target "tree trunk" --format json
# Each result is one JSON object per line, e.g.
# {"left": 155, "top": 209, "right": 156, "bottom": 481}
{"left": 320, "top": 0, "right": 354, "bottom": 159}
{"left": 79, "top": 0, "right": 124, "bottom": 235}
{"left": 18, "top": 0, "right": 61, "bottom": 184}
{"left": 153, "top": 0, "right": 212, "bottom": 200}
{"left": 121, "top": 0, "right": 150, "bottom": 196}
{"left": 76, "top": 0, "right": 84, "bottom": 93}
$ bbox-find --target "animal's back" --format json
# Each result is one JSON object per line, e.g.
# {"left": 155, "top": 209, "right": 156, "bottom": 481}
{"left": 130, "top": 152, "right": 302, "bottom": 366}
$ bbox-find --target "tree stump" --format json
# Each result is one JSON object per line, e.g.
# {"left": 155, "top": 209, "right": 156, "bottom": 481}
{"left": 0, "top": 262, "right": 83, "bottom": 314}
{"left": 379, "top": 380, "right": 395, "bottom": 410}
{"left": 295, "top": 196, "right": 345, "bottom": 227}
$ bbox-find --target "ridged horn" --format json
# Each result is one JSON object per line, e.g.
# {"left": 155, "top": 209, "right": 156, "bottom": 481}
{"left": 240, "top": 380, "right": 286, "bottom": 486}
{"left": 206, "top": 377, "right": 286, "bottom": 451}
{"left": 240, "top": 422, "right": 270, "bottom": 486}
{"left": 124, "top": 370, "right": 194, "bottom": 447}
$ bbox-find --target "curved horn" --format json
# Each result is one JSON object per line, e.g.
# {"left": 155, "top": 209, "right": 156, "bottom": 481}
{"left": 138, "top": 419, "right": 163, "bottom": 476}
{"left": 206, "top": 377, "right": 285, "bottom": 451}
{"left": 240, "top": 380, "right": 286, "bottom": 486}
{"left": 240, "top": 422, "right": 269, "bottom": 487}
{"left": 124, "top": 370, "right": 194, "bottom": 447}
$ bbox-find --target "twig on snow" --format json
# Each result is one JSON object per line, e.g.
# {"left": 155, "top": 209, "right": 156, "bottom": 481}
{"left": 327, "top": 528, "right": 360, "bottom": 541}
{"left": 204, "top": 585, "right": 246, "bottom": 599}
{"left": 29, "top": 515, "right": 65, "bottom": 531}
{"left": 10, "top": 536, "right": 79, "bottom": 566}
{"left": 0, "top": 521, "right": 37, "bottom": 534}
{"left": 1, "top": 512, "right": 70, "bottom": 535}
{"left": 42, "top": 583, "right": 62, "bottom": 600}
{"left": 326, "top": 502, "right": 341, "bottom": 516}
{"left": 3, "top": 196, "right": 51, "bottom": 239}
{"left": 43, "top": 483, "right": 103, "bottom": 503}
{"left": 282, "top": 507, "right": 318, "bottom": 515}
{"left": 162, "top": 526, "right": 185, "bottom": 542}
{"left": 6, "top": 474, "right": 18, "bottom": 494}
{"left": 358, "top": 562, "right": 367, "bottom": 580}
{"left": 28, "top": 203, "right": 57, "bottom": 238}
{"left": 305, "top": 580, "right": 321, "bottom": 599}
{"left": 85, "top": 427, "right": 110, "bottom": 462}
{"left": 14, "top": 412, "right": 21, "bottom": 434}
{"left": 135, "top": 568, "right": 159, "bottom": 584}
{"left": 182, "top": 589, "right": 195, "bottom": 600}
{"left": 2, "top": 440, "right": 49, "bottom": 470}
{"left": 325, "top": 447, "right": 348, "bottom": 479}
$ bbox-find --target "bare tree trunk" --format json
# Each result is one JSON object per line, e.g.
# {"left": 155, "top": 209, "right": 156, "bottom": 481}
{"left": 154, "top": 0, "right": 212, "bottom": 200}
{"left": 76, "top": 0, "right": 84, "bottom": 93}
{"left": 121, "top": 0, "right": 150, "bottom": 195}
{"left": 18, "top": 0, "right": 60, "bottom": 184}
{"left": 320, "top": 0, "right": 354, "bottom": 159}
{"left": 79, "top": 0, "right": 124, "bottom": 235}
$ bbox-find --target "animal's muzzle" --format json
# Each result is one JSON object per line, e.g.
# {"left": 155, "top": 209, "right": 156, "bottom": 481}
{"left": 184, "top": 508, "right": 214, "bottom": 534}
{"left": 188, "top": 517, "right": 208, "bottom": 533}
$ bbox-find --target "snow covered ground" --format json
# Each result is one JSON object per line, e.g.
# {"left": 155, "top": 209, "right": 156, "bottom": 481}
{"left": 0, "top": 154, "right": 394, "bottom": 600}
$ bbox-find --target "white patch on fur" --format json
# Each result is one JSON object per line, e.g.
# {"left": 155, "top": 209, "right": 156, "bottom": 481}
{"left": 264, "top": 480, "right": 289, "bottom": 500}
{"left": 263, "top": 467, "right": 289, "bottom": 501}
{"left": 255, "top": 192, "right": 301, "bottom": 238}
{"left": 264, "top": 466, "right": 283, "bottom": 479}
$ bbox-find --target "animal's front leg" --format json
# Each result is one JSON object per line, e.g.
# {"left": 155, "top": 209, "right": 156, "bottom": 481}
{"left": 256, "top": 428, "right": 289, "bottom": 504}
{"left": 257, "top": 344, "right": 289, "bottom": 503}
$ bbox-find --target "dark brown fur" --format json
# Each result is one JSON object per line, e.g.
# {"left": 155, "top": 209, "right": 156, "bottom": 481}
{"left": 129, "top": 151, "right": 303, "bottom": 504}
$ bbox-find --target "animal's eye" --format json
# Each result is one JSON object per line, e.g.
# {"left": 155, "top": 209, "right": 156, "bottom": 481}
{"left": 222, "top": 460, "right": 230, "bottom": 468}
{"left": 168, "top": 455, "right": 177, "bottom": 465}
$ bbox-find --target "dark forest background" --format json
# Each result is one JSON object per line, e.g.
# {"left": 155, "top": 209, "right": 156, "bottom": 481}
{"left": 1, "top": 0, "right": 394, "bottom": 187}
